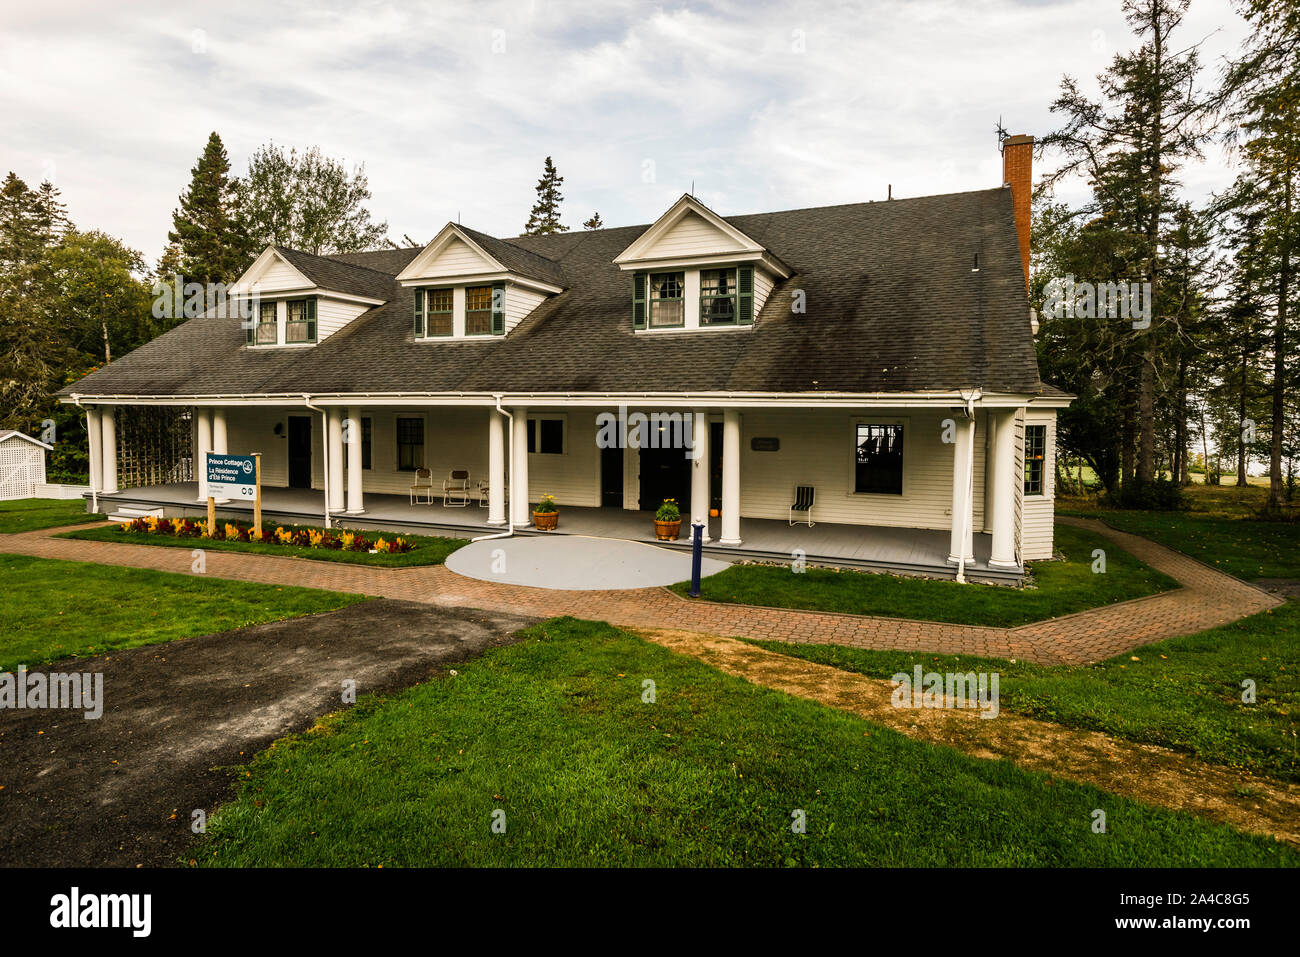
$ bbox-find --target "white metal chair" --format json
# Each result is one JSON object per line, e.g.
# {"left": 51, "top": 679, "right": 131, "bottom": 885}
{"left": 789, "top": 485, "right": 815, "bottom": 526}
{"left": 476, "top": 478, "right": 503, "bottom": 507}
{"left": 409, "top": 467, "right": 434, "bottom": 505}
{"left": 443, "top": 469, "right": 471, "bottom": 507}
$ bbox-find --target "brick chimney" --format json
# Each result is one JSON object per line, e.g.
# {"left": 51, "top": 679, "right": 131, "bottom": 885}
{"left": 1001, "top": 134, "right": 1033, "bottom": 289}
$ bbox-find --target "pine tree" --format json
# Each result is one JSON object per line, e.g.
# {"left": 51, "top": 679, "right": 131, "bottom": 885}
{"left": 524, "top": 157, "right": 568, "bottom": 235}
{"left": 167, "top": 132, "right": 250, "bottom": 287}
{"left": 583, "top": 212, "right": 604, "bottom": 230}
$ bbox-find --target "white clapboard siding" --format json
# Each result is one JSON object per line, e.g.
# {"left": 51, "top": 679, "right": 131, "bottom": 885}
{"left": 754, "top": 268, "right": 776, "bottom": 317}
{"left": 315, "top": 297, "right": 371, "bottom": 342}
{"left": 504, "top": 285, "right": 547, "bottom": 333}
{"left": 645, "top": 210, "right": 749, "bottom": 259}
{"left": 1020, "top": 409, "right": 1057, "bottom": 559}
{"left": 416, "top": 236, "right": 495, "bottom": 278}
{"left": 736, "top": 409, "right": 985, "bottom": 530}
{"left": 254, "top": 256, "right": 309, "bottom": 292}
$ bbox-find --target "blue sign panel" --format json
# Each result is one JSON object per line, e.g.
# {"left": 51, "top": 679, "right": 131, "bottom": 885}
{"left": 206, "top": 453, "right": 257, "bottom": 499}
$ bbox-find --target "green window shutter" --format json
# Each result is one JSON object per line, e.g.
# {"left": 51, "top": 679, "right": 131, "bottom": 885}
{"left": 305, "top": 298, "right": 317, "bottom": 342}
{"left": 413, "top": 288, "right": 425, "bottom": 338}
{"left": 633, "top": 272, "right": 647, "bottom": 329}
{"left": 244, "top": 299, "right": 254, "bottom": 344}
{"left": 737, "top": 266, "right": 754, "bottom": 325}
{"left": 491, "top": 282, "right": 506, "bottom": 335}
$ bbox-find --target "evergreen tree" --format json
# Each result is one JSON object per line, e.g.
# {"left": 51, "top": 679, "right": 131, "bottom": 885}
{"left": 583, "top": 212, "right": 604, "bottom": 230}
{"left": 167, "top": 132, "right": 250, "bottom": 286}
{"left": 524, "top": 157, "right": 568, "bottom": 235}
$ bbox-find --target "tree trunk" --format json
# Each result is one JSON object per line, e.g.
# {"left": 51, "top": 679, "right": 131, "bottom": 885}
{"left": 1122, "top": 376, "right": 1137, "bottom": 487}
{"left": 1238, "top": 341, "right": 1249, "bottom": 486}
{"left": 1269, "top": 169, "right": 1292, "bottom": 511}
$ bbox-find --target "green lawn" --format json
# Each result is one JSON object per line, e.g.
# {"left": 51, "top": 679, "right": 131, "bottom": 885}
{"left": 0, "top": 554, "right": 365, "bottom": 671}
{"left": 0, "top": 498, "right": 102, "bottom": 534}
{"left": 61, "top": 523, "right": 468, "bottom": 567}
{"left": 749, "top": 600, "right": 1300, "bottom": 783}
{"left": 196, "top": 618, "right": 1295, "bottom": 867}
{"left": 670, "top": 523, "right": 1177, "bottom": 627}
{"left": 1058, "top": 509, "right": 1300, "bottom": 581}
{"left": 1058, "top": 483, "right": 1300, "bottom": 580}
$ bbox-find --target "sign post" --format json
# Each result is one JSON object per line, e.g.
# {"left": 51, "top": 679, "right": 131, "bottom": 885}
{"left": 252, "top": 453, "right": 262, "bottom": 537}
{"left": 205, "top": 453, "right": 259, "bottom": 534}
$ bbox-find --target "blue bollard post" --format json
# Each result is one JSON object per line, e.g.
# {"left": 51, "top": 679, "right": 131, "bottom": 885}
{"left": 689, "top": 520, "right": 704, "bottom": 597}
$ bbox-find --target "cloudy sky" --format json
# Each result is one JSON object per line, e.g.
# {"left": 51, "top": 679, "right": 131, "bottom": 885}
{"left": 1, "top": 0, "right": 1248, "bottom": 265}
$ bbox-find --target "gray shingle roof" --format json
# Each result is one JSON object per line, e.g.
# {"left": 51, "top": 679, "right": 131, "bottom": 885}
{"left": 61, "top": 187, "right": 1046, "bottom": 399}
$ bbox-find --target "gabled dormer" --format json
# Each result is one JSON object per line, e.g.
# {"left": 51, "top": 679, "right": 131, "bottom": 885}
{"left": 395, "top": 223, "right": 563, "bottom": 340}
{"left": 614, "top": 194, "right": 791, "bottom": 332}
{"left": 232, "top": 246, "right": 390, "bottom": 348}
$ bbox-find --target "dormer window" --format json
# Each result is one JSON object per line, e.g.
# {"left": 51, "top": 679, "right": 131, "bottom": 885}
{"left": 425, "top": 288, "right": 453, "bottom": 337}
{"left": 255, "top": 301, "right": 277, "bottom": 344}
{"left": 466, "top": 285, "right": 496, "bottom": 335}
{"left": 700, "top": 268, "right": 737, "bottom": 325}
{"left": 649, "top": 272, "right": 685, "bottom": 328}
{"left": 285, "top": 298, "right": 317, "bottom": 344}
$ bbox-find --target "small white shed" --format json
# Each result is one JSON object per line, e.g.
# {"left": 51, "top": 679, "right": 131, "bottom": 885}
{"left": 0, "top": 430, "right": 53, "bottom": 500}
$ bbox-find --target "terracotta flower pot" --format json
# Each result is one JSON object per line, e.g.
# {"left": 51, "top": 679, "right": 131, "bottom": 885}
{"left": 654, "top": 519, "right": 682, "bottom": 541}
{"left": 533, "top": 510, "right": 558, "bottom": 531}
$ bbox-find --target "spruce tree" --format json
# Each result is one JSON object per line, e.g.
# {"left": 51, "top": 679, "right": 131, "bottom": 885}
{"left": 167, "top": 132, "right": 250, "bottom": 286}
{"left": 583, "top": 212, "right": 604, "bottom": 230}
{"left": 524, "top": 157, "right": 568, "bottom": 235}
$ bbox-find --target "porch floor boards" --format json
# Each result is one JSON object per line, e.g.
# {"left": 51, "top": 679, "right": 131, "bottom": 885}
{"left": 90, "top": 482, "right": 1020, "bottom": 583}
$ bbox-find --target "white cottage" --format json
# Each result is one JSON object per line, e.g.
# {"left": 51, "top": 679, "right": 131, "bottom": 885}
{"left": 60, "top": 134, "right": 1069, "bottom": 582}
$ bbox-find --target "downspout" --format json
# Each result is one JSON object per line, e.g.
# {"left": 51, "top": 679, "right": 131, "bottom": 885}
{"left": 71, "top": 394, "right": 97, "bottom": 515}
{"left": 472, "top": 395, "right": 515, "bottom": 542}
{"left": 303, "top": 394, "right": 331, "bottom": 529}
{"left": 956, "top": 390, "right": 981, "bottom": 584}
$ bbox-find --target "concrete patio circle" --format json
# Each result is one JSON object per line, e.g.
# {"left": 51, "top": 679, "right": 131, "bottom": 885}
{"left": 445, "top": 534, "right": 731, "bottom": 590}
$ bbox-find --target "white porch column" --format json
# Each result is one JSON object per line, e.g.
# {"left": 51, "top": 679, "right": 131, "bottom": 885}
{"left": 327, "top": 408, "right": 345, "bottom": 513}
{"left": 510, "top": 405, "right": 530, "bottom": 526}
{"left": 194, "top": 408, "right": 211, "bottom": 500}
{"left": 487, "top": 408, "right": 506, "bottom": 525}
{"left": 86, "top": 407, "right": 102, "bottom": 494}
{"left": 100, "top": 406, "right": 118, "bottom": 494}
{"left": 987, "top": 409, "right": 1019, "bottom": 568}
{"left": 689, "top": 409, "right": 711, "bottom": 542}
{"left": 719, "top": 408, "right": 742, "bottom": 545}
{"left": 947, "top": 414, "right": 975, "bottom": 564}
{"left": 345, "top": 407, "right": 365, "bottom": 514}
{"left": 211, "top": 408, "right": 229, "bottom": 502}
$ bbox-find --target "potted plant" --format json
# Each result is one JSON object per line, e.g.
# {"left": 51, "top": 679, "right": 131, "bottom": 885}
{"left": 533, "top": 493, "right": 559, "bottom": 531}
{"left": 654, "top": 498, "right": 681, "bottom": 540}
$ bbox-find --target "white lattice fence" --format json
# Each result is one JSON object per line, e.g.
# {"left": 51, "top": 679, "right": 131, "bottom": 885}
{"left": 0, "top": 440, "right": 46, "bottom": 499}
{"left": 117, "top": 407, "right": 193, "bottom": 489}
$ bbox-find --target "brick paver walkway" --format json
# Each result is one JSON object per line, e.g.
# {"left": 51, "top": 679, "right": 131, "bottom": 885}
{"left": 1, "top": 516, "right": 1282, "bottom": 665}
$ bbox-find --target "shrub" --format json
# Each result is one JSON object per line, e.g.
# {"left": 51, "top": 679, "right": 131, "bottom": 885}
{"left": 1108, "top": 477, "right": 1186, "bottom": 511}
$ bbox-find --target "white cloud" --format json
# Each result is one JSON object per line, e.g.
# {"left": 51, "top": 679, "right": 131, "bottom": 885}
{"left": 0, "top": 0, "right": 1248, "bottom": 265}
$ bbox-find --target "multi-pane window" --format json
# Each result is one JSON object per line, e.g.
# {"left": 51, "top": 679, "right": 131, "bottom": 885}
{"left": 854, "top": 423, "right": 904, "bottom": 494}
{"left": 1024, "top": 424, "right": 1046, "bottom": 495}
{"left": 700, "top": 268, "right": 737, "bottom": 325}
{"left": 649, "top": 272, "right": 685, "bottom": 327}
{"left": 256, "top": 301, "right": 277, "bottom": 344}
{"left": 527, "top": 417, "right": 564, "bottom": 454}
{"left": 425, "top": 288, "right": 453, "bottom": 337}
{"left": 285, "top": 298, "right": 316, "bottom": 343}
{"left": 396, "top": 416, "right": 424, "bottom": 471}
{"left": 465, "top": 285, "right": 493, "bottom": 335}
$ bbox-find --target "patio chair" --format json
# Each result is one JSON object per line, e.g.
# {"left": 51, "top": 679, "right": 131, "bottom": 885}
{"left": 789, "top": 485, "right": 815, "bottom": 527}
{"left": 475, "top": 477, "right": 503, "bottom": 507}
{"left": 409, "top": 467, "right": 434, "bottom": 505}
{"left": 443, "top": 469, "right": 471, "bottom": 507}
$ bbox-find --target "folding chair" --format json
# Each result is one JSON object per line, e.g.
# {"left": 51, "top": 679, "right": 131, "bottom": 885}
{"left": 789, "top": 485, "right": 815, "bottom": 527}
{"left": 409, "top": 467, "right": 434, "bottom": 505}
{"left": 443, "top": 469, "right": 471, "bottom": 507}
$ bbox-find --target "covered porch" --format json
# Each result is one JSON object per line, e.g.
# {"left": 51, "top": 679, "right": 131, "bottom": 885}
{"left": 90, "top": 482, "right": 1018, "bottom": 583}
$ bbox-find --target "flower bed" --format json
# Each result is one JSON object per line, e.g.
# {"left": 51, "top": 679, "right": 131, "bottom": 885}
{"left": 118, "top": 516, "right": 414, "bottom": 554}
